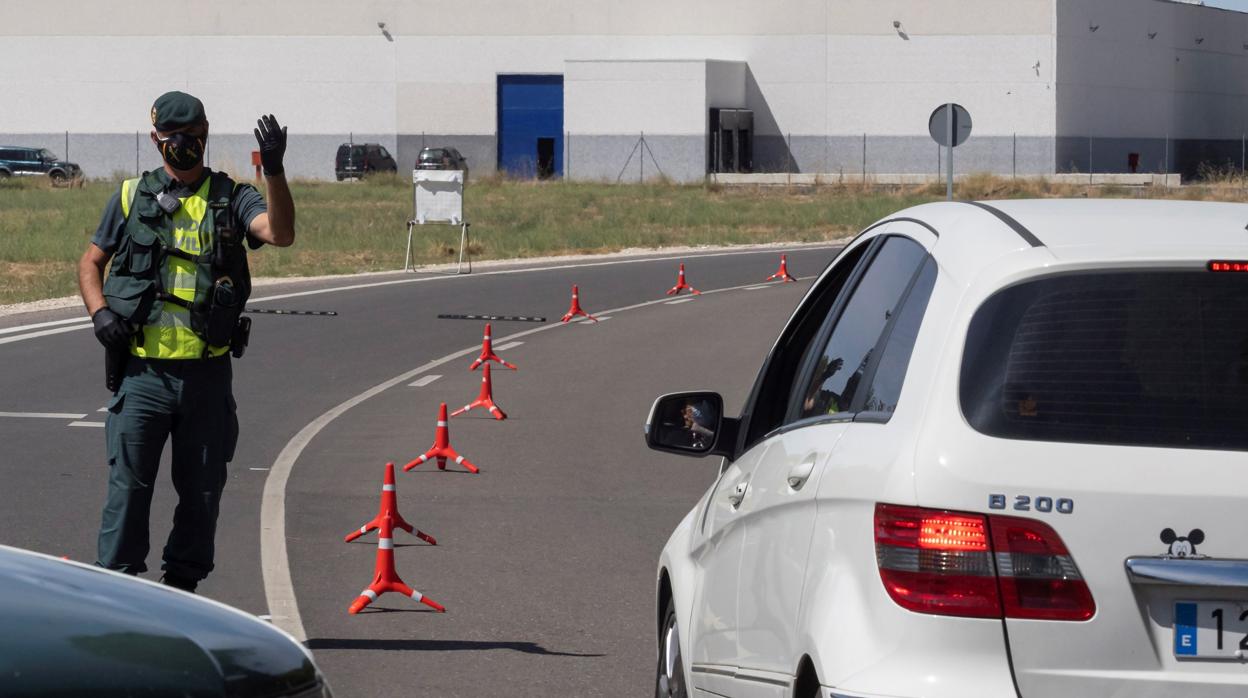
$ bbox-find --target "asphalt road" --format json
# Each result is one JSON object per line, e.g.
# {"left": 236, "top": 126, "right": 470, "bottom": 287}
{"left": 0, "top": 244, "right": 839, "bottom": 696}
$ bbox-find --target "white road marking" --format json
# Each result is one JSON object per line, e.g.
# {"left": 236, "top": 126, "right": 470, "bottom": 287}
{"left": 0, "top": 411, "right": 89, "bottom": 420}
{"left": 0, "top": 245, "right": 837, "bottom": 346}
{"left": 247, "top": 244, "right": 837, "bottom": 304}
{"left": 665, "top": 298, "right": 695, "bottom": 305}
{"left": 97, "top": 406, "right": 109, "bottom": 412}
{"left": 68, "top": 421, "right": 106, "bottom": 428}
{"left": 250, "top": 467, "right": 270, "bottom": 471}
{"left": 407, "top": 374, "right": 442, "bottom": 388}
{"left": 492, "top": 341, "right": 524, "bottom": 352}
{"left": 0, "top": 323, "right": 92, "bottom": 346}
{"left": 593, "top": 316, "right": 612, "bottom": 322}
{"left": 0, "top": 316, "right": 87, "bottom": 335}
{"left": 744, "top": 285, "right": 770, "bottom": 290}
{"left": 259, "top": 273, "right": 801, "bottom": 642}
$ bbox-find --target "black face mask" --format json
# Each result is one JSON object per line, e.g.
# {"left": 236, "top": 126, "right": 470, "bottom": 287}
{"left": 156, "top": 131, "right": 205, "bottom": 170}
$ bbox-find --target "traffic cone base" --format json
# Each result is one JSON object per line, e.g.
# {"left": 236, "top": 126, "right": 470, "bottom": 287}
{"left": 560, "top": 284, "right": 599, "bottom": 323}
{"left": 344, "top": 463, "right": 437, "bottom": 544}
{"left": 666, "top": 263, "right": 702, "bottom": 295}
{"left": 766, "top": 254, "right": 797, "bottom": 283}
{"left": 404, "top": 404, "right": 481, "bottom": 473}
{"left": 451, "top": 363, "right": 508, "bottom": 420}
{"left": 469, "top": 322, "right": 517, "bottom": 371}
{"left": 347, "top": 521, "right": 446, "bottom": 615}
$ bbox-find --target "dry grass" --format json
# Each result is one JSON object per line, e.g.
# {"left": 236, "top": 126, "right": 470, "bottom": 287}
{"left": 3, "top": 172, "right": 1248, "bottom": 305}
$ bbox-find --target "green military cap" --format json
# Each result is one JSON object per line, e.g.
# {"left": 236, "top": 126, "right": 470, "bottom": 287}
{"left": 150, "top": 91, "right": 207, "bottom": 131}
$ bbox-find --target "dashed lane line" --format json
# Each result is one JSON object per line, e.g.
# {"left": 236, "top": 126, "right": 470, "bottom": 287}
{"left": 407, "top": 374, "right": 442, "bottom": 388}
{"left": 492, "top": 341, "right": 524, "bottom": 352}
{"left": 665, "top": 298, "right": 695, "bottom": 305}
{"left": 260, "top": 275, "right": 811, "bottom": 643}
{"left": 68, "top": 421, "right": 106, "bottom": 428}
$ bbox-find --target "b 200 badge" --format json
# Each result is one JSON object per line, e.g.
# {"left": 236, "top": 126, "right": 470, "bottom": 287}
{"left": 989, "top": 494, "right": 1074, "bottom": 514}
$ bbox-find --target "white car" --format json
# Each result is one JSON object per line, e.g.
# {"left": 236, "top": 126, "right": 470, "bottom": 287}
{"left": 646, "top": 199, "right": 1248, "bottom": 698}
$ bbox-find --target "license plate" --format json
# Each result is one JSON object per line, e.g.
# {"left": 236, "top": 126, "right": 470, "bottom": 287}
{"left": 1174, "top": 601, "right": 1248, "bottom": 658}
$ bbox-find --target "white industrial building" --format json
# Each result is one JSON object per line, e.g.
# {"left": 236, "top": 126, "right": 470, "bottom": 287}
{"left": 3, "top": 0, "right": 1248, "bottom": 182}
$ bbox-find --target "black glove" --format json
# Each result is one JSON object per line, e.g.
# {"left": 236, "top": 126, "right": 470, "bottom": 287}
{"left": 254, "top": 114, "right": 287, "bottom": 176}
{"left": 92, "top": 308, "right": 132, "bottom": 349}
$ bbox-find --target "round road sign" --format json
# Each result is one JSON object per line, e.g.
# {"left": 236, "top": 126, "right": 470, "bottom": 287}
{"left": 928, "top": 103, "right": 972, "bottom": 147}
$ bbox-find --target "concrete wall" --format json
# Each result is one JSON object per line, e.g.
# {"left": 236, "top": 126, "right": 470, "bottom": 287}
{"left": 563, "top": 59, "right": 749, "bottom": 181}
{"left": 2, "top": 0, "right": 1244, "bottom": 180}
{"left": 1055, "top": 0, "right": 1248, "bottom": 174}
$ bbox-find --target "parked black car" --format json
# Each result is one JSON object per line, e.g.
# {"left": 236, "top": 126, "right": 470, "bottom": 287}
{"left": 0, "top": 545, "right": 332, "bottom": 697}
{"left": 0, "top": 146, "right": 82, "bottom": 183}
{"left": 416, "top": 146, "right": 469, "bottom": 180}
{"left": 334, "top": 143, "right": 396, "bottom": 180}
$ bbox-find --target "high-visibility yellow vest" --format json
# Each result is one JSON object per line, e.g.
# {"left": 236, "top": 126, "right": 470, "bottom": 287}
{"left": 119, "top": 176, "right": 229, "bottom": 359}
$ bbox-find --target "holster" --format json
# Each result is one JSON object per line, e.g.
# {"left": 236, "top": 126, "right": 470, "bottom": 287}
{"left": 105, "top": 345, "right": 128, "bottom": 394}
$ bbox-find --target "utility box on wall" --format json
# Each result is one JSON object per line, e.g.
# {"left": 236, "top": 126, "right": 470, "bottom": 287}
{"left": 709, "top": 108, "right": 753, "bottom": 174}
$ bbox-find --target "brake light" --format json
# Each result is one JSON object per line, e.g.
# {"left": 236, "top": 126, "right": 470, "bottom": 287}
{"left": 875, "top": 504, "right": 1095, "bottom": 621}
{"left": 875, "top": 504, "right": 1001, "bottom": 618}
{"left": 1208, "top": 260, "right": 1248, "bottom": 272}
{"left": 991, "top": 515, "right": 1095, "bottom": 621}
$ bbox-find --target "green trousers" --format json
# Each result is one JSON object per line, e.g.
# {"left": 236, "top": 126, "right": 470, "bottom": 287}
{"left": 97, "top": 355, "right": 238, "bottom": 582}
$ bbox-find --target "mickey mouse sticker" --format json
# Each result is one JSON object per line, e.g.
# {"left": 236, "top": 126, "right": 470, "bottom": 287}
{"left": 1160, "top": 528, "right": 1205, "bottom": 558}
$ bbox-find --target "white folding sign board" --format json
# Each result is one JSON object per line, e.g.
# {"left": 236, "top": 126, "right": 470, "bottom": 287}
{"left": 413, "top": 170, "right": 464, "bottom": 224}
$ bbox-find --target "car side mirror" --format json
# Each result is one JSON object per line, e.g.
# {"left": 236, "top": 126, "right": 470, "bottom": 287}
{"left": 644, "top": 391, "right": 738, "bottom": 459}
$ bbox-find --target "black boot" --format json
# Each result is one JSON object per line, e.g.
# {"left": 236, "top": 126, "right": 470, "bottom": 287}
{"left": 159, "top": 573, "right": 199, "bottom": 593}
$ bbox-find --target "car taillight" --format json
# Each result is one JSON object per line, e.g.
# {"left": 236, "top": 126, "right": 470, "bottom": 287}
{"left": 875, "top": 504, "right": 1094, "bottom": 621}
{"left": 875, "top": 504, "right": 1001, "bottom": 618}
{"left": 990, "top": 514, "right": 1095, "bottom": 621}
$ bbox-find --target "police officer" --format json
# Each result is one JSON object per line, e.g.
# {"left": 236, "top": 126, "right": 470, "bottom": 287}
{"left": 76, "top": 91, "right": 295, "bottom": 592}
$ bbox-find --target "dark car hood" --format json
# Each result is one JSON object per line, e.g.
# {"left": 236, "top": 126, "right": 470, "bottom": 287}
{"left": 0, "top": 546, "right": 319, "bottom": 697}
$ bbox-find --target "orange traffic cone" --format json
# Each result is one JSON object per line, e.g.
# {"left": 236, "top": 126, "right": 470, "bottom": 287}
{"left": 666, "top": 263, "right": 701, "bottom": 296}
{"left": 348, "top": 514, "right": 445, "bottom": 614}
{"left": 468, "top": 322, "right": 518, "bottom": 371}
{"left": 404, "top": 403, "right": 480, "bottom": 473}
{"left": 345, "top": 462, "right": 437, "bottom": 545}
{"left": 451, "top": 363, "right": 507, "bottom": 420}
{"left": 765, "top": 254, "right": 797, "bottom": 282}
{"left": 560, "top": 284, "right": 599, "bottom": 323}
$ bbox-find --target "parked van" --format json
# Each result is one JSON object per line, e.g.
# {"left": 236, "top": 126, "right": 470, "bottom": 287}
{"left": 334, "top": 143, "right": 396, "bottom": 180}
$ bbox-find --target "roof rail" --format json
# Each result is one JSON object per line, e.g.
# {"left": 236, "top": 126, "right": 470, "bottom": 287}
{"left": 960, "top": 201, "right": 1044, "bottom": 247}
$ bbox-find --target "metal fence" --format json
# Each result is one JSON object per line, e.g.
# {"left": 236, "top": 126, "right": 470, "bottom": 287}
{"left": 8, "top": 129, "right": 1248, "bottom": 184}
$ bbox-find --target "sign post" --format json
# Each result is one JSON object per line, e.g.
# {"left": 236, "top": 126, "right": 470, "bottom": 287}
{"left": 928, "top": 103, "right": 972, "bottom": 201}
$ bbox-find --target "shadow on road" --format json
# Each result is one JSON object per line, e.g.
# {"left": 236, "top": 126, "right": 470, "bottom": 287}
{"left": 305, "top": 638, "right": 604, "bottom": 657}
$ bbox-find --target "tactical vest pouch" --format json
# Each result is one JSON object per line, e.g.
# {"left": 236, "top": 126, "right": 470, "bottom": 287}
{"left": 122, "top": 226, "right": 159, "bottom": 275}
{"left": 101, "top": 225, "right": 160, "bottom": 324}
{"left": 203, "top": 277, "right": 240, "bottom": 347}
{"left": 199, "top": 187, "right": 251, "bottom": 351}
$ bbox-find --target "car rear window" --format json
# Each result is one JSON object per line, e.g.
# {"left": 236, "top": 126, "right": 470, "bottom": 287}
{"left": 961, "top": 270, "right": 1248, "bottom": 451}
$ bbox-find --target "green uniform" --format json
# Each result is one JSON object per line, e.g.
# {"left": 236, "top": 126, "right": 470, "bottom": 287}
{"left": 92, "top": 167, "right": 263, "bottom": 582}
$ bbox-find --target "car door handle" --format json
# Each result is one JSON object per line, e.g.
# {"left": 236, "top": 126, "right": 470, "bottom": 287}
{"left": 727, "top": 481, "right": 749, "bottom": 507}
{"left": 787, "top": 457, "right": 817, "bottom": 490}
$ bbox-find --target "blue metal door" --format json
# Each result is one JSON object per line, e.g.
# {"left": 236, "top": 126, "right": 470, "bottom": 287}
{"left": 497, "top": 75, "right": 563, "bottom": 178}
